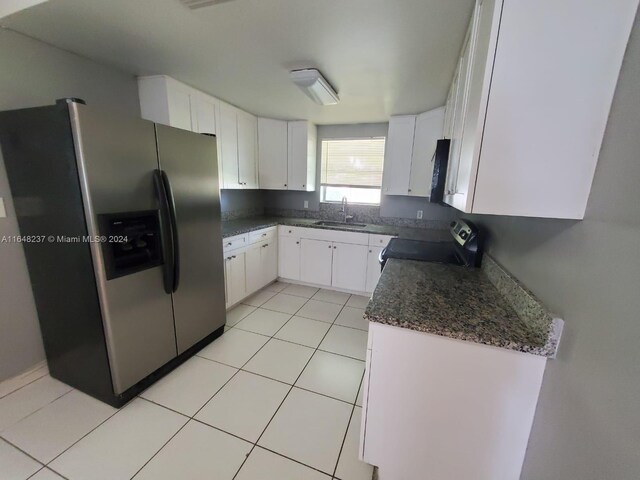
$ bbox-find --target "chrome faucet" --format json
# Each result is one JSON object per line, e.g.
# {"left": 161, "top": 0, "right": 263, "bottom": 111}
{"left": 341, "top": 196, "right": 354, "bottom": 223}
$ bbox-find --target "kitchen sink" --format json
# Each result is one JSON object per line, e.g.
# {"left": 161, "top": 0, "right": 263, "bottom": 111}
{"left": 314, "top": 220, "right": 368, "bottom": 228}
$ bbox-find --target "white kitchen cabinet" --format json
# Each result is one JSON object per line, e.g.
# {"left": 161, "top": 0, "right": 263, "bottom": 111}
{"left": 381, "top": 116, "right": 415, "bottom": 196}
{"left": 287, "top": 121, "right": 317, "bottom": 191}
{"left": 258, "top": 118, "right": 288, "bottom": 189}
{"left": 408, "top": 107, "right": 445, "bottom": 197}
{"left": 237, "top": 110, "right": 258, "bottom": 188}
{"left": 224, "top": 252, "right": 246, "bottom": 308}
{"left": 361, "top": 322, "right": 548, "bottom": 480}
{"left": 218, "top": 101, "right": 241, "bottom": 189}
{"left": 138, "top": 75, "right": 193, "bottom": 131}
{"left": 442, "top": 0, "right": 638, "bottom": 219}
{"left": 190, "top": 92, "right": 217, "bottom": 135}
{"left": 365, "top": 246, "right": 383, "bottom": 293}
{"left": 300, "top": 238, "right": 333, "bottom": 286}
{"left": 244, "top": 243, "right": 263, "bottom": 295}
{"left": 278, "top": 235, "right": 300, "bottom": 280}
{"left": 261, "top": 239, "right": 278, "bottom": 285}
{"left": 331, "top": 242, "right": 368, "bottom": 292}
{"left": 382, "top": 109, "right": 444, "bottom": 198}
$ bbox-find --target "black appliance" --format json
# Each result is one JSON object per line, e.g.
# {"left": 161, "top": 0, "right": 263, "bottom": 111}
{"left": 380, "top": 219, "right": 482, "bottom": 269}
{"left": 429, "top": 138, "right": 451, "bottom": 203}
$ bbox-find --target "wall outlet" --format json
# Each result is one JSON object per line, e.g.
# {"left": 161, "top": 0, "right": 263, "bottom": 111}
{"left": 417, "top": 210, "right": 423, "bottom": 220}
{"left": 0, "top": 198, "right": 6, "bottom": 218}
{"left": 304, "top": 200, "right": 309, "bottom": 209}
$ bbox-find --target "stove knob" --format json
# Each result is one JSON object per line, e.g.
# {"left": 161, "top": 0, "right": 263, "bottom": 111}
{"left": 459, "top": 231, "right": 468, "bottom": 240}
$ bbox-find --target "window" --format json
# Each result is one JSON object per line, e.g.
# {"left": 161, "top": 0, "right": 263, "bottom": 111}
{"left": 320, "top": 137, "right": 386, "bottom": 204}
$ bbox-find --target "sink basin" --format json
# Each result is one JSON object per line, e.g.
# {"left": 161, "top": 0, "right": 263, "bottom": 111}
{"left": 314, "top": 220, "right": 368, "bottom": 228}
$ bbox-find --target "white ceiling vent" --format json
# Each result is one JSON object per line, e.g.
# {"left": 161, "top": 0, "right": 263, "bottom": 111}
{"left": 179, "top": 0, "right": 235, "bottom": 9}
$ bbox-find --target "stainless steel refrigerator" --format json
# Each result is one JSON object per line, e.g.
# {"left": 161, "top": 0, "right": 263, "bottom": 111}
{"left": 0, "top": 99, "right": 226, "bottom": 406}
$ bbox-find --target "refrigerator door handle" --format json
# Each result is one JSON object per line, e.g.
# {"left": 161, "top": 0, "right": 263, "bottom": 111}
{"left": 153, "top": 169, "right": 179, "bottom": 294}
{"left": 161, "top": 170, "right": 180, "bottom": 293}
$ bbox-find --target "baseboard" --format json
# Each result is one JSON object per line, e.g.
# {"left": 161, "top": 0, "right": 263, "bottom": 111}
{"left": 0, "top": 361, "right": 49, "bottom": 399}
{"left": 277, "top": 277, "right": 372, "bottom": 297}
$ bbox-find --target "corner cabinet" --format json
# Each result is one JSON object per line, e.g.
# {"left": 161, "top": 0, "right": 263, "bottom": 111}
{"left": 138, "top": 75, "right": 260, "bottom": 190}
{"left": 382, "top": 107, "right": 444, "bottom": 197}
{"left": 442, "top": 0, "right": 639, "bottom": 219}
{"left": 257, "top": 120, "right": 317, "bottom": 191}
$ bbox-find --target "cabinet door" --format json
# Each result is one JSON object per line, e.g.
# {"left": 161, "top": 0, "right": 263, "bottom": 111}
{"left": 225, "top": 252, "right": 246, "bottom": 307}
{"left": 331, "top": 242, "right": 368, "bottom": 292}
{"left": 288, "top": 121, "right": 315, "bottom": 191}
{"left": 218, "top": 102, "right": 240, "bottom": 189}
{"left": 381, "top": 116, "right": 415, "bottom": 195}
{"left": 191, "top": 93, "right": 217, "bottom": 135}
{"left": 446, "top": 22, "right": 475, "bottom": 200}
{"left": 261, "top": 239, "right": 278, "bottom": 285}
{"left": 278, "top": 235, "right": 301, "bottom": 280}
{"left": 237, "top": 110, "right": 258, "bottom": 189}
{"left": 167, "top": 84, "right": 193, "bottom": 131}
{"left": 258, "top": 118, "right": 288, "bottom": 189}
{"left": 245, "top": 244, "right": 263, "bottom": 295}
{"left": 366, "top": 246, "right": 384, "bottom": 293}
{"left": 408, "top": 108, "right": 445, "bottom": 197}
{"left": 300, "top": 239, "right": 333, "bottom": 286}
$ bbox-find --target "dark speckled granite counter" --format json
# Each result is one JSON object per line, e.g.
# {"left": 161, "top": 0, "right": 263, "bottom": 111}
{"left": 221, "top": 216, "right": 452, "bottom": 242}
{"left": 365, "top": 256, "right": 563, "bottom": 357}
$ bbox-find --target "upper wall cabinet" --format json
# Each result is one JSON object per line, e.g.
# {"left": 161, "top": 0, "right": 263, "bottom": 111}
{"left": 382, "top": 107, "right": 444, "bottom": 197}
{"left": 257, "top": 119, "right": 317, "bottom": 191}
{"left": 287, "top": 121, "right": 317, "bottom": 191}
{"left": 443, "top": 0, "right": 639, "bottom": 219}
{"left": 138, "top": 75, "right": 260, "bottom": 190}
{"left": 257, "top": 118, "right": 288, "bottom": 189}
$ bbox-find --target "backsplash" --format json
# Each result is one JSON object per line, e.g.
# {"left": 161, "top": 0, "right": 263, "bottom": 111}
{"left": 265, "top": 203, "right": 452, "bottom": 229}
{"left": 220, "top": 206, "right": 264, "bottom": 221}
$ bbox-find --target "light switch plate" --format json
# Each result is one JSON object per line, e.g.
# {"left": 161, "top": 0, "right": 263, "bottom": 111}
{"left": 417, "top": 210, "right": 423, "bottom": 220}
{"left": 304, "top": 200, "right": 309, "bottom": 209}
{"left": 0, "top": 198, "right": 6, "bottom": 218}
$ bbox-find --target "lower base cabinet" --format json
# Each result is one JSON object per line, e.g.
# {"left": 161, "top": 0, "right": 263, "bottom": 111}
{"left": 300, "top": 238, "right": 333, "bottom": 285}
{"left": 331, "top": 242, "right": 368, "bottom": 292}
{"left": 278, "top": 235, "right": 300, "bottom": 280}
{"left": 224, "top": 252, "right": 246, "bottom": 308}
{"left": 245, "top": 244, "right": 263, "bottom": 295}
{"left": 366, "top": 246, "right": 384, "bottom": 292}
{"left": 361, "top": 322, "right": 547, "bottom": 480}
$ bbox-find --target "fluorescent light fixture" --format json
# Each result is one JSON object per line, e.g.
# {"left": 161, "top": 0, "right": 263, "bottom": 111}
{"left": 290, "top": 69, "right": 339, "bottom": 106}
{"left": 179, "top": 0, "right": 235, "bottom": 9}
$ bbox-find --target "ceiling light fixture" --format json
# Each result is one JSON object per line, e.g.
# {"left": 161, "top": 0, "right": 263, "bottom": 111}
{"left": 179, "top": 0, "right": 235, "bottom": 9}
{"left": 289, "top": 69, "right": 339, "bottom": 106}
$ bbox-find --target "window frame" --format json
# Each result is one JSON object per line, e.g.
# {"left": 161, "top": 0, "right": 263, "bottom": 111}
{"left": 319, "top": 135, "right": 386, "bottom": 205}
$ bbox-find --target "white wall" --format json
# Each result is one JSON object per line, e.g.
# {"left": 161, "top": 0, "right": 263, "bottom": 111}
{"left": 0, "top": 29, "right": 140, "bottom": 381}
{"left": 469, "top": 10, "right": 640, "bottom": 479}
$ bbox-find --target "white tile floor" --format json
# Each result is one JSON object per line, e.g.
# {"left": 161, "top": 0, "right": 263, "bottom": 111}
{"left": 0, "top": 284, "right": 374, "bottom": 480}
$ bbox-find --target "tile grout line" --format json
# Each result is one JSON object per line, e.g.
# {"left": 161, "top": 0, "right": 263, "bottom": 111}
{"left": 231, "top": 291, "right": 355, "bottom": 479}
{"left": 129, "top": 289, "right": 319, "bottom": 480}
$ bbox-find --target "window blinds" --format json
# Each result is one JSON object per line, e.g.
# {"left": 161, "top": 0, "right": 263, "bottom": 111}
{"left": 320, "top": 138, "right": 386, "bottom": 187}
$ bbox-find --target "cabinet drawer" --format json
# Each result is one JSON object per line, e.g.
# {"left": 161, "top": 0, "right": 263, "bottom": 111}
{"left": 368, "top": 234, "right": 395, "bottom": 247}
{"left": 222, "top": 233, "right": 248, "bottom": 252}
{"left": 249, "top": 227, "right": 276, "bottom": 245}
{"left": 278, "top": 225, "right": 302, "bottom": 238}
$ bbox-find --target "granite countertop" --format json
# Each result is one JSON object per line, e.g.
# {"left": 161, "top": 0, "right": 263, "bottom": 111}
{"left": 221, "top": 216, "right": 452, "bottom": 242}
{"left": 365, "top": 257, "right": 563, "bottom": 357}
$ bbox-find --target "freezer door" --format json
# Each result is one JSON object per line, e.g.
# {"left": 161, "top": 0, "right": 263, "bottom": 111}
{"left": 155, "top": 125, "right": 226, "bottom": 353}
{"left": 69, "top": 103, "right": 178, "bottom": 394}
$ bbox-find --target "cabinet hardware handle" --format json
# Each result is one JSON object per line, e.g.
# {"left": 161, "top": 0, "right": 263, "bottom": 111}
{"left": 408, "top": 188, "right": 412, "bottom": 192}
{"left": 328, "top": 245, "right": 331, "bottom": 248}
{"left": 284, "top": 184, "right": 287, "bottom": 187}
{"left": 261, "top": 233, "right": 267, "bottom": 237}
{"left": 226, "top": 242, "right": 232, "bottom": 246}
{"left": 302, "top": 184, "right": 305, "bottom": 187}
{"left": 232, "top": 255, "right": 236, "bottom": 259}
{"left": 296, "top": 241, "right": 299, "bottom": 245}
{"left": 369, "top": 250, "right": 372, "bottom": 253}
{"left": 333, "top": 246, "right": 337, "bottom": 249}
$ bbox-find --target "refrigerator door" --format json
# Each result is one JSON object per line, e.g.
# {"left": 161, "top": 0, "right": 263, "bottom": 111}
{"left": 68, "top": 103, "right": 178, "bottom": 394}
{"left": 155, "top": 125, "right": 226, "bottom": 353}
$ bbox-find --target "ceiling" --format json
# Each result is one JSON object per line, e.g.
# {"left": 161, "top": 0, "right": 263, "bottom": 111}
{"left": 2, "top": 0, "right": 474, "bottom": 124}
